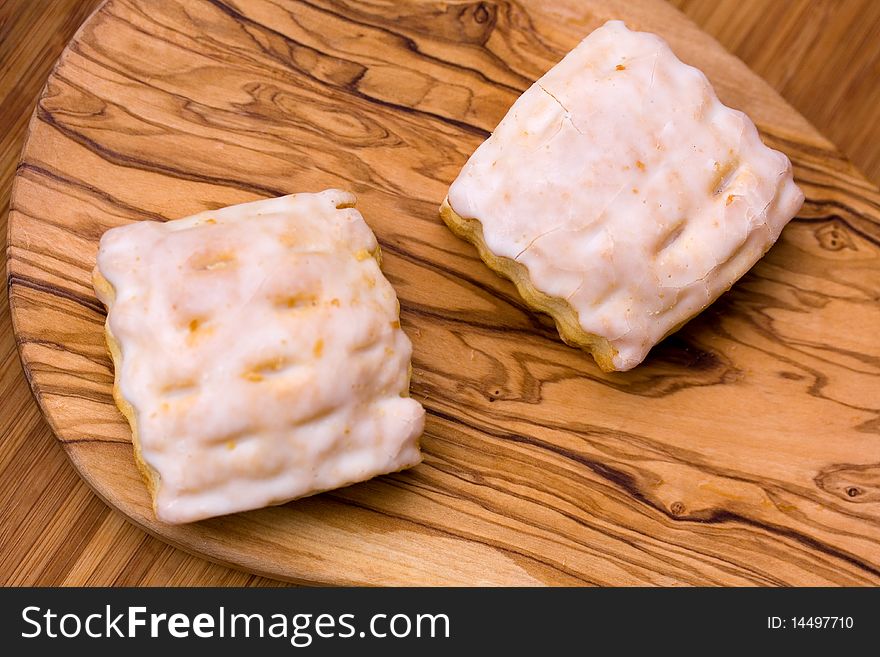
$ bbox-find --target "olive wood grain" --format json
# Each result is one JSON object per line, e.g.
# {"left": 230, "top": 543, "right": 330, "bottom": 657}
{"left": 7, "top": 0, "right": 880, "bottom": 584}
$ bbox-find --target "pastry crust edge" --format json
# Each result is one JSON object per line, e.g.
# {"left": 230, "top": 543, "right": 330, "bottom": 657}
{"left": 440, "top": 197, "right": 619, "bottom": 372}
{"left": 92, "top": 267, "right": 163, "bottom": 515}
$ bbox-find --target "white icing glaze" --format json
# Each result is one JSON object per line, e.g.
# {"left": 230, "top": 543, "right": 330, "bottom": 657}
{"left": 95, "top": 190, "right": 424, "bottom": 523}
{"left": 448, "top": 20, "right": 804, "bottom": 370}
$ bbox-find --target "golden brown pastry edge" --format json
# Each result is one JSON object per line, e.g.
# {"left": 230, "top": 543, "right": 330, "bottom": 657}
{"left": 92, "top": 267, "right": 163, "bottom": 516}
{"left": 440, "top": 197, "right": 619, "bottom": 372}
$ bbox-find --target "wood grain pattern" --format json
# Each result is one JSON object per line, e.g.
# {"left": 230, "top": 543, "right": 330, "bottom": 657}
{"left": 4, "top": 0, "right": 880, "bottom": 585}
{"left": 672, "top": 0, "right": 880, "bottom": 188}
{"left": 0, "top": 0, "right": 277, "bottom": 586}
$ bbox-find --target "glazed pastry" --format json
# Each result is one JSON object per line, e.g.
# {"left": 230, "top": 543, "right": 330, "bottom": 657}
{"left": 93, "top": 190, "right": 424, "bottom": 523}
{"left": 441, "top": 20, "right": 804, "bottom": 371}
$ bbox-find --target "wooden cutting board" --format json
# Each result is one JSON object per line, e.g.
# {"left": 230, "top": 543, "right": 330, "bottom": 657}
{"left": 8, "top": 0, "right": 880, "bottom": 585}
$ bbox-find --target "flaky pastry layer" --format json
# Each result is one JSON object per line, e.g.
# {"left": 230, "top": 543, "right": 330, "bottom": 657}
{"left": 440, "top": 198, "right": 619, "bottom": 371}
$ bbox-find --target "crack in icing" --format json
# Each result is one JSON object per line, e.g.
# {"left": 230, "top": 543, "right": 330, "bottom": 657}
{"left": 447, "top": 20, "right": 804, "bottom": 370}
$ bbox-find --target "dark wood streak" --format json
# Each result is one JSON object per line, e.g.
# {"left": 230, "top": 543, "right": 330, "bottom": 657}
{"left": 708, "top": 509, "right": 880, "bottom": 579}
{"left": 9, "top": 274, "right": 105, "bottom": 316}
{"left": 414, "top": 434, "right": 776, "bottom": 584}
{"left": 417, "top": 416, "right": 860, "bottom": 585}
{"left": 207, "top": 0, "right": 495, "bottom": 137}
{"left": 35, "top": 106, "right": 290, "bottom": 198}
{"left": 799, "top": 203, "right": 880, "bottom": 246}
{"left": 420, "top": 379, "right": 880, "bottom": 528}
{"left": 15, "top": 164, "right": 169, "bottom": 224}
{"left": 292, "top": 0, "right": 529, "bottom": 93}
{"left": 424, "top": 404, "right": 880, "bottom": 580}
{"left": 419, "top": 367, "right": 880, "bottom": 533}
{"left": 58, "top": 437, "right": 128, "bottom": 446}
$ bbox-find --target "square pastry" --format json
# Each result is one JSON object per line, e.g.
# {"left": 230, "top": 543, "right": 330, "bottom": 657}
{"left": 442, "top": 20, "right": 804, "bottom": 371}
{"left": 94, "top": 190, "right": 424, "bottom": 523}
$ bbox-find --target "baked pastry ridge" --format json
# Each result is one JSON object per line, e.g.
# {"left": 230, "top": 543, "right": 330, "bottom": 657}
{"left": 443, "top": 20, "right": 804, "bottom": 371}
{"left": 94, "top": 190, "right": 424, "bottom": 523}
